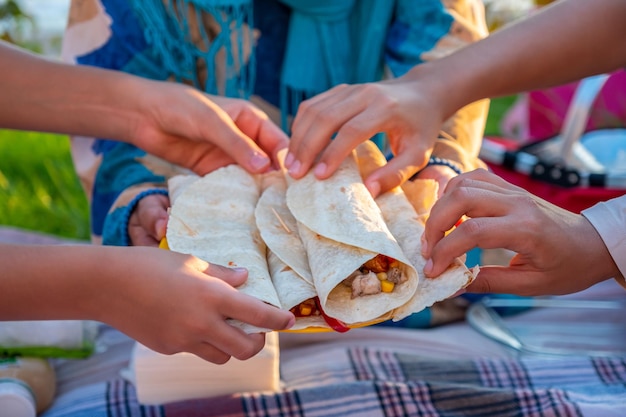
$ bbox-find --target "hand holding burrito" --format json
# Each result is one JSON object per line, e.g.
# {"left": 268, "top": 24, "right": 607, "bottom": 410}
{"left": 166, "top": 166, "right": 295, "bottom": 334}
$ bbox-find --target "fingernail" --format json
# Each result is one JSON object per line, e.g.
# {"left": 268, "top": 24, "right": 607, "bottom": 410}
{"left": 366, "top": 181, "right": 380, "bottom": 198}
{"left": 232, "top": 267, "right": 247, "bottom": 274}
{"left": 250, "top": 154, "right": 270, "bottom": 172}
{"left": 285, "top": 315, "right": 296, "bottom": 329}
{"left": 288, "top": 160, "right": 301, "bottom": 176}
{"left": 424, "top": 258, "right": 433, "bottom": 276}
{"left": 313, "top": 162, "right": 327, "bottom": 178}
{"left": 284, "top": 152, "right": 294, "bottom": 168}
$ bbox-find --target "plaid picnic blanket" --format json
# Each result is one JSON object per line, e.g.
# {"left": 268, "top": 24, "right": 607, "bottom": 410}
{"left": 44, "top": 342, "right": 626, "bottom": 417}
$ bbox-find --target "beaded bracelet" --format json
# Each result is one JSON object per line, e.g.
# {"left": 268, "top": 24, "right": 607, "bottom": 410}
{"left": 425, "top": 156, "right": 463, "bottom": 175}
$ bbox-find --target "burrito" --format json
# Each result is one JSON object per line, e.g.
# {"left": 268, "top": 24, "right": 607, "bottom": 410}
{"left": 166, "top": 165, "right": 282, "bottom": 332}
{"left": 165, "top": 146, "right": 473, "bottom": 334}
{"left": 254, "top": 172, "right": 328, "bottom": 331}
{"left": 279, "top": 150, "right": 420, "bottom": 325}
{"left": 354, "top": 141, "right": 475, "bottom": 321}
{"left": 256, "top": 171, "right": 402, "bottom": 332}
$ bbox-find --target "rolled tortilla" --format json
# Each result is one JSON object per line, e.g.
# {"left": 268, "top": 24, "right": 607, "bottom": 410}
{"left": 355, "top": 141, "right": 476, "bottom": 321}
{"left": 255, "top": 172, "right": 330, "bottom": 331}
{"left": 166, "top": 165, "right": 282, "bottom": 325}
{"left": 281, "top": 150, "right": 419, "bottom": 324}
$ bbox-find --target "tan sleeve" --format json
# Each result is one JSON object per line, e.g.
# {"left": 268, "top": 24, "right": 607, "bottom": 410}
{"left": 426, "top": 0, "right": 491, "bottom": 172}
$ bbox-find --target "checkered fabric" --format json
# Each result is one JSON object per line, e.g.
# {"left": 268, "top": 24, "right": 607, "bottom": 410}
{"left": 44, "top": 345, "right": 626, "bottom": 417}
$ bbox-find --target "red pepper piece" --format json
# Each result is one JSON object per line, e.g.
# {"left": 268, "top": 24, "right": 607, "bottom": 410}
{"left": 314, "top": 297, "right": 350, "bottom": 333}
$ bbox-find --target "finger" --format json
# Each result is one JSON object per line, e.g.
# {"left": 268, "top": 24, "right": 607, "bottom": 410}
{"left": 137, "top": 194, "right": 170, "bottom": 239}
{"left": 423, "top": 182, "right": 516, "bottom": 258}
{"left": 190, "top": 261, "right": 295, "bottom": 331}
{"left": 187, "top": 342, "right": 232, "bottom": 364}
{"left": 194, "top": 107, "right": 273, "bottom": 174}
{"left": 289, "top": 84, "right": 352, "bottom": 146}
{"left": 194, "top": 261, "right": 249, "bottom": 288}
{"left": 200, "top": 321, "right": 267, "bottom": 361}
{"left": 465, "top": 266, "right": 546, "bottom": 296}
{"left": 363, "top": 147, "right": 428, "bottom": 197}
{"left": 233, "top": 105, "right": 290, "bottom": 164}
{"left": 222, "top": 293, "right": 295, "bottom": 332}
{"left": 287, "top": 86, "right": 366, "bottom": 177}
{"left": 426, "top": 215, "right": 521, "bottom": 277}
{"left": 444, "top": 168, "right": 520, "bottom": 195}
{"left": 309, "top": 130, "right": 384, "bottom": 185}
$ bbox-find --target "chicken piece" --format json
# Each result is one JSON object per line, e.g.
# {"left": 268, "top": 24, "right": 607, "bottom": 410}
{"left": 351, "top": 271, "right": 382, "bottom": 298}
{"left": 386, "top": 267, "right": 406, "bottom": 284}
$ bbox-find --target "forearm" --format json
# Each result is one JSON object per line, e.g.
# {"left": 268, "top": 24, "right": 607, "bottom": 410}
{"left": 0, "top": 244, "right": 125, "bottom": 321}
{"left": 411, "top": 0, "right": 626, "bottom": 119}
{"left": 0, "top": 41, "right": 143, "bottom": 141}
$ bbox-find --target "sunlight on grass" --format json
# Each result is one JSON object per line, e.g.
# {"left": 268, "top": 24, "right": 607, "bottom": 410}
{"left": 0, "top": 129, "right": 89, "bottom": 240}
{"left": 485, "top": 96, "right": 517, "bottom": 136}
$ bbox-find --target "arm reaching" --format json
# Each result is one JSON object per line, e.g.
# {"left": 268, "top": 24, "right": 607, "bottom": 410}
{"left": 0, "top": 244, "right": 295, "bottom": 363}
{"left": 0, "top": 41, "right": 288, "bottom": 175}
{"left": 286, "top": 0, "right": 626, "bottom": 196}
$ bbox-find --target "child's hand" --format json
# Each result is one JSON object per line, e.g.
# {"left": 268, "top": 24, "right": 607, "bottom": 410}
{"left": 99, "top": 248, "right": 295, "bottom": 364}
{"left": 128, "top": 194, "right": 170, "bottom": 247}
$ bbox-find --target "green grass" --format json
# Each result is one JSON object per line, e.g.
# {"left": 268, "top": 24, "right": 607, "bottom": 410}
{"left": 485, "top": 95, "right": 517, "bottom": 136}
{"left": 0, "top": 96, "right": 514, "bottom": 240}
{"left": 0, "top": 129, "right": 90, "bottom": 240}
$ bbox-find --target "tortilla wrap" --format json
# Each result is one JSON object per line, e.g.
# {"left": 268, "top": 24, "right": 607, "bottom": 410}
{"left": 166, "top": 166, "right": 281, "bottom": 332}
{"left": 280, "top": 150, "right": 419, "bottom": 324}
{"left": 255, "top": 172, "right": 330, "bottom": 331}
{"left": 355, "top": 141, "right": 476, "bottom": 320}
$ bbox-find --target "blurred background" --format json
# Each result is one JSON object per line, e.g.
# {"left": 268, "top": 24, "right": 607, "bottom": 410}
{"left": 0, "top": 0, "right": 541, "bottom": 241}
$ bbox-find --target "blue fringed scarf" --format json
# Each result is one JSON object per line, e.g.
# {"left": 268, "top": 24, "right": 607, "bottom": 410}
{"left": 277, "top": 0, "right": 394, "bottom": 130}
{"left": 130, "top": 0, "right": 256, "bottom": 98}
{"left": 128, "top": 0, "right": 453, "bottom": 138}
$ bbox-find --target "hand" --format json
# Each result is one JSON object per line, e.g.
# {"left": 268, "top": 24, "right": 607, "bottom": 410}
{"left": 130, "top": 81, "right": 289, "bottom": 175}
{"left": 285, "top": 77, "right": 445, "bottom": 197}
{"left": 421, "top": 169, "right": 619, "bottom": 296}
{"left": 412, "top": 164, "right": 458, "bottom": 198}
{"left": 128, "top": 194, "right": 170, "bottom": 247}
{"left": 100, "top": 247, "right": 295, "bottom": 363}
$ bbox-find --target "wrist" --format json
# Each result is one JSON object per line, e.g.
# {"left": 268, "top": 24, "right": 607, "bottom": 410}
{"left": 403, "top": 60, "right": 477, "bottom": 121}
{"left": 425, "top": 156, "right": 462, "bottom": 175}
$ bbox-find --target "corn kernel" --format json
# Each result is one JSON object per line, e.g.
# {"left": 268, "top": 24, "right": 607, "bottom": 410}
{"left": 159, "top": 238, "right": 169, "bottom": 250}
{"left": 299, "top": 304, "right": 312, "bottom": 316}
{"left": 376, "top": 272, "right": 388, "bottom": 281}
{"left": 381, "top": 280, "right": 395, "bottom": 293}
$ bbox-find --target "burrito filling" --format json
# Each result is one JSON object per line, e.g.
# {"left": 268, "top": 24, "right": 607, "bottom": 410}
{"left": 290, "top": 297, "right": 350, "bottom": 333}
{"left": 343, "top": 255, "right": 407, "bottom": 299}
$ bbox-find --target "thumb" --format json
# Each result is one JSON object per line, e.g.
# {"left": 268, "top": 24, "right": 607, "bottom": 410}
{"left": 198, "top": 261, "right": 249, "bottom": 288}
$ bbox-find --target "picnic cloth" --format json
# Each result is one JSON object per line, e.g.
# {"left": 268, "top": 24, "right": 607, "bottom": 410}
{"left": 41, "top": 279, "right": 626, "bottom": 417}
{"left": 3, "top": 227, "right": 625, "bottom": 416}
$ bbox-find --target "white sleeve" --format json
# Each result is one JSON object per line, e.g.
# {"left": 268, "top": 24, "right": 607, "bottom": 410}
{"left": 581, "top": 195, "right": 626, "bottom": 286}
